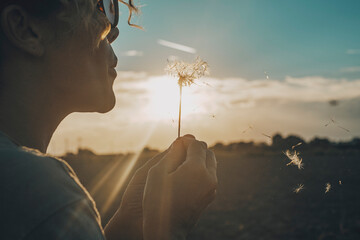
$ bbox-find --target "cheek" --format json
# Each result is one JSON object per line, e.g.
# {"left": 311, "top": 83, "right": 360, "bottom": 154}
{"left": 47, "top": 36, "right": 115, "bottom": 110}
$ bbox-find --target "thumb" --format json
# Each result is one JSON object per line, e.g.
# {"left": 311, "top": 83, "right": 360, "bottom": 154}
{"left": 159, "top": 138, "right": 186, "bottom": 173}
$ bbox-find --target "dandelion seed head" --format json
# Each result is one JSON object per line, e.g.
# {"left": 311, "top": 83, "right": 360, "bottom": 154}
{"left": 284, "top": 150, "right": 304, "bottom": 170}
{"left": 325, "top": 183, "right": 331, "bottom": 193}
{"left": 165, "top": 57, "right": 209, "bottom": 87}
{"left": 294, "top": 184, "right": 304, "bottom": 193}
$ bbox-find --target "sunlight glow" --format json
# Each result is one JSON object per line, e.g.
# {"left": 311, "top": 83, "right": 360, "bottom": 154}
{"left": 144, "top": 76, "right": 204, "bottom": 121}
{"left": 101, "top": 122, "right": 158, "bottom": 215}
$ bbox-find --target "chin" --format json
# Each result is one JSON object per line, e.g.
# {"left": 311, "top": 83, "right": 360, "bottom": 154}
{"left": 78, "top": 91, "right": 116, "bottom": 113}
{"left": 96, "top": 93, "right": 116, "bottom": 113}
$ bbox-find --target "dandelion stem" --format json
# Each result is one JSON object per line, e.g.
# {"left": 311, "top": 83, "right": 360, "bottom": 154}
{"left": 178, "top": 84, "right": 182, "bottom": 138}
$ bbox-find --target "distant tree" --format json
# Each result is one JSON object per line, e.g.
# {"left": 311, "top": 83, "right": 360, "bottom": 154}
{"left": 350, "top": 137, "right": 360, "bottom": 147}
{"left": 77, "top": 148, "right": 96, "bottom": 156}
{"left": 309, "top": 137, "right": 331, "bottom": 148}
{"left": 235, "top": 141, "right": 255, "bottom": 151}
{"left": 271, "top": 133, "right": 285, "bottom": 149}
{"left": 212, "top": 142, "right": 225, "bottom": 151}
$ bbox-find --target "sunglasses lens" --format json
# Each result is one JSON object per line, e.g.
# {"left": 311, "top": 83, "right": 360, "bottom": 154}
{"left": 103, "top": 0, "right": 116, "bottom": 25}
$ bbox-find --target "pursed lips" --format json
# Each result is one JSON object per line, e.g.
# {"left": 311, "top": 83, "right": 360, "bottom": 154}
{"left": 108, "top": 57, "right": 118, "bottom": 80}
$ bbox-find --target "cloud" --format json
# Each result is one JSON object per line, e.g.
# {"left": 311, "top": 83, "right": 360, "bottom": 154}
{"left": 340, "top": 66, "right": 360, "bottom": 73}
{"left": 203, "top": 76, "right": 360, "bottom": 105}
{"left": 157, "top": 39, "right": 197, "bottom": 54}
{"left": 346, "top": 49, "right": 360, "bottom": 55}
{"left": 51, "top": 73, "right": 360, "bottom": 154}
{"left": 122, "top": 50, "right": 143, "bottom": 57}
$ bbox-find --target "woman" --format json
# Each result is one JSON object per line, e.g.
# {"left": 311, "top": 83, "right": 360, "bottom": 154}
{"left": 0, "top": 0, "right": 218, "bottom": 239}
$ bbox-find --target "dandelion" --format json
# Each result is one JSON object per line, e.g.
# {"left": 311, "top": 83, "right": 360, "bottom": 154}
{"left": 166, "top": 57, "right": 209, "bottom": 137}
{"left": 284, "top": 149, "right": 304, "bottom": 170}
{"left": 325, "top": 183, "right": 331, "bottom": 193}
{"left": 294, "top": 184, "right": 305, "bottom": 193}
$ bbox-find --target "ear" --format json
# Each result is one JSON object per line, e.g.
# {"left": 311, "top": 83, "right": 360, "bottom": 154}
{"left": 0, "top": 5, "right": 45, "bottom": 56}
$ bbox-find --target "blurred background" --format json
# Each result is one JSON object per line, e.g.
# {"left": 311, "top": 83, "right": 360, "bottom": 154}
{"left": 49, "top": 0, "right": 359, "bottom": 155}
{"left": 52, "top": 0, "right": 360, "bottom": 239}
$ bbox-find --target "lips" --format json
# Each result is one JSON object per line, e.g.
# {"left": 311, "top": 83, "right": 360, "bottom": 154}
{"left": 109, "top": 68, "right": 117, "bottom": 79}
{"left": 110, "top": 57, "right": 118, "bottom": 68}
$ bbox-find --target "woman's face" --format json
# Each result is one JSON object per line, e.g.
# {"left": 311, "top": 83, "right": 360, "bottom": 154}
{"left": 45, "top": 13, "right": 119, "bottom": 114}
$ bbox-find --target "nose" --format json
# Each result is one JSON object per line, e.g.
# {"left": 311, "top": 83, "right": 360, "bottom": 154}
{"left": 107, "top": 27, "right": 119, "bottom": 44}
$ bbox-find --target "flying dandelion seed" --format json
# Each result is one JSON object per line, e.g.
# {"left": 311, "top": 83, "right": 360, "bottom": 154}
{"left": 325, "top": 117, "right": 337, "bottom": 127}
{"left": 291, "top": 142, "right": 303, "bottom": 150}
{"left": 264, "top": 71, "right": 270, "bottom": 80}
{"left": 325, "top": 183, "right": 331, "bottom": 193}
{"left": 337, "top": 125, "right": 350, "bottom": 133}
{"left": 166, "top": 57, "right": 209, "bottom": 137}
{"left": 324, "top": 117, "right": 350, "bottom": 133}
{"left": 262, "top": 133, "right": 272, "bottom": 139}
{"left": 294, "top": 184, "right": 305, "bottom": 194}
{"left": 284, "top": 150, "right": 304, "bottom": 170}
{"left": 241, "top": 125, "right": 253, "bottom": 134}
{"left": 210, "top": 114, "right": 216, "bottom": 119}
{"left": 202, "top": 81, "right": 213, "bottom": 87}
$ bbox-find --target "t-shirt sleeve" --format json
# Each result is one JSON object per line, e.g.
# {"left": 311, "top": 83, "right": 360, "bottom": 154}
{"left": 24, "top": 198, "right": 106, "bottom": 240}
{"left": 0, "top": 147, "right": 105, "bottom": 240}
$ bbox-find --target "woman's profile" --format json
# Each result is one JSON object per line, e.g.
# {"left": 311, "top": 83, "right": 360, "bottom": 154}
{"left": 0, "top": 0, "right": 217, "bottom": 239}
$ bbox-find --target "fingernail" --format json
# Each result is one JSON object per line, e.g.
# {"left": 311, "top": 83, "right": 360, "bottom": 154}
{"left": 183, "top": 134, "right": 195, "bottom": 139}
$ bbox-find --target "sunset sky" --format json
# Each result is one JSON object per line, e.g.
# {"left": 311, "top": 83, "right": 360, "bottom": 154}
{"left": 49, "top": 0, "right": 360, "bottom": 155}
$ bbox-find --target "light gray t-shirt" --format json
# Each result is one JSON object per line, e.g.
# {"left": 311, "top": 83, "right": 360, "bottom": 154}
{"left": 0, "top": 132, "right": 106, "bottom": 240}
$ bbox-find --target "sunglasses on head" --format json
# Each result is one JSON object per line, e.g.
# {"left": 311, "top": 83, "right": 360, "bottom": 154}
{"left": 97, "top": 0, "right": 119, "bottom": 28}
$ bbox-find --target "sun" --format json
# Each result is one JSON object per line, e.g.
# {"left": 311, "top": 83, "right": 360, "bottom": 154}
{"left": 144, "top": 76, "right": 200, "bottom": 121}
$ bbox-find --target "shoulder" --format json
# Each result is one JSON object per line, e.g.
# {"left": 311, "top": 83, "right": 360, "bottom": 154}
{"left": 0, "top": 147, "right": 102, "bottom": 239}
{"left": 0, "top": 146, "right": 83, "bottom": 200}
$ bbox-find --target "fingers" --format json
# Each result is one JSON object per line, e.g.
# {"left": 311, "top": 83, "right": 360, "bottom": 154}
{"left": 130, "top": 148, "right": 170, "bottom": 184}
{"left": 181, "top": 135, "right": 207, "bottom": 150}
{"left": 141, "top": 148, "right": 170, "bottom": 171}
{"left": 185, "top": 140, "right": 207, "bottom": 167}
{"left": 182, "top": 134, "right": 195, "bottom": 139}
{"left": 160, "top": 138, "right": 186, "bottom": 173}
{"left": 206, "top": 149, "right": 217, "bottom": 177}
{"left": 155, "top": 135, "right": 209, "bottom": 173}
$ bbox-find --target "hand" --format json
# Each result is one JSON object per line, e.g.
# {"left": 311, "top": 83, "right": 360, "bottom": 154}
{"left": 104, "top": 147, "right": 170, "bottom": 240}
{"left": 143, "top": 136, "right": 218, "bottom": 240}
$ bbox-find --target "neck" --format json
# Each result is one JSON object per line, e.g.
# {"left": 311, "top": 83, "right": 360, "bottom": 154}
{"left": 0, "top": 80, "right": 69, "bottom": 154}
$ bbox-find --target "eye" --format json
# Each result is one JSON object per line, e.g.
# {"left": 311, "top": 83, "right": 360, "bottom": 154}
{"left": 96, "top": 0, "right": 105, "bottom": 13}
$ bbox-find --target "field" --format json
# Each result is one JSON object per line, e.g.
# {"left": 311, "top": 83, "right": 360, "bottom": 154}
{"left": 64, "top": 137, "right": 360, "bottom": 240}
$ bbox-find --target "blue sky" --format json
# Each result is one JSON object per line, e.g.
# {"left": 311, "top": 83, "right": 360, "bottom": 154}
{"left": 113, "top": 0, "right": 360, "bottom": 80}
